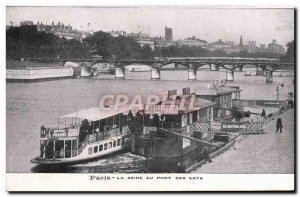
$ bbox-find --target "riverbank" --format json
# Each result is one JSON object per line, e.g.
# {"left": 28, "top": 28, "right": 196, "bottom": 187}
{"left": 6, "top": 60, "right": 60, "bottom": 68}
{"left": 192, "top": 108, "right": 294, "bottom": 174}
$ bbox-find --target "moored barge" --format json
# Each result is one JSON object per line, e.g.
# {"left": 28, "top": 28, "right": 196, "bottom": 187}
{"left": 128, "top": 88, "right": 224, "bottom": 172}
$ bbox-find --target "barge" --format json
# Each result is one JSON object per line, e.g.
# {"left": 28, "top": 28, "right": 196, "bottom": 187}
{"left": 6, "top": 66, "right": 74, "bottom": 82}
{"left": 128, "top": 88, "right": 227, "bottom": 172}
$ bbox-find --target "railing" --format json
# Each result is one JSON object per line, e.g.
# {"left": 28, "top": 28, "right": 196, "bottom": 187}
{"left": 245, "top": 121, "right": 264, "bottom": 134}
{"left": 232, "top": 99, "right": 286, "bottom": 108}
{"left": 79, "top": 126, "right": 130, "bottom": 146}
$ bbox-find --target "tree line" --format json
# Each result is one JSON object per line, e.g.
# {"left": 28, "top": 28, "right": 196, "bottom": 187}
{"left": 6, "top": 25, "right": 293, "bottom": 61}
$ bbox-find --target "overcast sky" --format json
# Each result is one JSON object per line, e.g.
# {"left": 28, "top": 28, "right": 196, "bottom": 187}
{"left": 6, "top": 7, "right": 294, "bottom": 46}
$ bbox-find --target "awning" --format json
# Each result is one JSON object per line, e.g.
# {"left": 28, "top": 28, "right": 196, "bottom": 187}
{"left": 60, "top": 106, "right": 128, "bottom": 121}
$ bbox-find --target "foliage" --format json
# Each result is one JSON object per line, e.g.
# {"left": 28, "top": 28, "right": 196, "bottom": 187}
{"left": 6, "top": 26, "right": 89, "bottom": 60}
{"left": 6, "top": 26, "right": 293, "bottom": 61}
{"left": 280, "top": 40, "right": 294, "bottom": 62}
{"left": 84, "top": 31, "right": 148, "bottom": 59}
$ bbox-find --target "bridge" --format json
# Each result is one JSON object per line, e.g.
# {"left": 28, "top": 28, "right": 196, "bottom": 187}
{"left": 32, "top": 57, "right": 294, "bottom": 83}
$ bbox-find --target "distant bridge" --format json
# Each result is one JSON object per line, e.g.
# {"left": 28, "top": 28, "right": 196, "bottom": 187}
{"left": 30, "top": 57, "right": 295, "bottom": 82}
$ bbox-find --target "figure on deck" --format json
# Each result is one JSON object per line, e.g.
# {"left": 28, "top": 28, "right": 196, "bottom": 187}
{"left": 128, "top": 110, "right": 134, "bottom": 120}
{"left": 79, "top": 119, "right": 89, "bottom": 143}
{"left": 276, "top": 117, "right": 283, "bottom": 133}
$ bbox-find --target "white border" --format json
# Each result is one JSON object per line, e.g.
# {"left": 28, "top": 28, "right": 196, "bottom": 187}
{"left": 6, "top": 174, "right": 294, "bottom": 191}
{"left": 1, "top": 0, "right": 298, "bottom": 194}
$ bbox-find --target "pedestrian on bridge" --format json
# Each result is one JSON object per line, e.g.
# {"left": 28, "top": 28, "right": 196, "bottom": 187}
{"left": 261, "top": 109, "right": 266, "bottom": 119}
{"left": 276, "top": 117, "right": 283, "bottom": 133}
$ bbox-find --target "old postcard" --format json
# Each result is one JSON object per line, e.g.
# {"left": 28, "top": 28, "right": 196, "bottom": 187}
{"left": 5, "top": 6, "right": 295, "bottom": 191}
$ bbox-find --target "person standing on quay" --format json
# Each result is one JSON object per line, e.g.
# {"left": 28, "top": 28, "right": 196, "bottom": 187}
{"left": 276, "top": 86, "right": 280, "bottom": 101}
{"left": 276, "top": 117, "right": 283, "bottom": 133}
{"left": 203, "top": 147, "right": 212, "bottom": 163}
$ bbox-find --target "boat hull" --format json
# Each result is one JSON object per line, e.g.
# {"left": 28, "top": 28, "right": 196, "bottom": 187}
{"left": 31, "top": 134, "right": 130, "bottom": 166}
{"left": 30, "top": 148, "right": 125, "bottom": 166}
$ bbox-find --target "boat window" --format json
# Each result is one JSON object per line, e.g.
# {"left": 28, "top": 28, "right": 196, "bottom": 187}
{"left": 139, "top": 147, "right": 144, "bottom": 155}
{"left": 181, "top": 114, "right": 188, "bottom": 127}
{"left": 54, "top": 140, "right": 64, "bottom": 158}
{"left": 189, "top": 113, "right": 193, "bottom": 124}
{"left": 72, "top": 139, "right": 78, "bottom": 157}
{"left": 108, "top": 142, "right": 112, "bottom": 149}
{"left": 113, "top": 141, "right": 116, "bottom": 147}
{"left": 88, "top": 147, "right": 93, "bottom": 155}
{"left": 43, "top": 140, "right": 54, "bottom": 159}
{"left": 113, "top": 115, "right": 119, "bottom": 128}
{"left": 200, "top": 108, "right": 208, "bottom": 119}
{"left": 193, "top": 111, "right": 198, "bottom": 122}
{"left": 99, "top": 144, "right": 103, "bottom": 151}
{"left": 94, "top": 146, "right": 98, "bottom": 153}
{"left": 122, "top": 138, "right": 125, "bottom": 145}
{"left": 104, "top": 143, "right": 107, "bottom": 150}
{"left": 117, "top": 139, "right": 121, "bottom": 146}
{"left": 107, "top": 117, "right": 114, "bottom": 130}
{"left": 161, "top": 115, "right": 180, "bottom": 128}
{"left": 55, "top": 140, "right": 64, "bottom": 152}
{"left": 65, "top": 140, "right": 72, "bottom": 158}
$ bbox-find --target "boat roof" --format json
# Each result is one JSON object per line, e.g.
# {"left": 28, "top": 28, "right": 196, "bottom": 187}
{"left": 175, "top": 96, "right": 217, "bottom": 113}
{"left": 196, "top": 85, "right": 241, "bottom": 96}
{"left": 60, "top": 106, "right": 128, "bottom": 121}
{"left": 144, "top": 95, "right": 216, "bottom": 115}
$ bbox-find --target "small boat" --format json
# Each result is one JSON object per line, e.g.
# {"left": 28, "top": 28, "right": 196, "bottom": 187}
{"left": 126, "top": 64, "right": 152, "bottom": 72}
{"left": 245, "top": 71, "right": 264, "bottom": 76}
{"left": 244, "top": 71, "right": 251, "bottom": 76}
{"left": 31, "top": 107, "right": 131, "bottom": 165}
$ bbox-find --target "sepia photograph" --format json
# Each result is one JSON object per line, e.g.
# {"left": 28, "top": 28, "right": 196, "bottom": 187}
{"left": 5, "top": 5, "right": 295, "bottom": 191}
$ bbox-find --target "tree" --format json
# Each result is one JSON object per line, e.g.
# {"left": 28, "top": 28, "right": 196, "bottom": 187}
{"left": 280, "top": 40, "right": 294, "bottom": 61}
{"left": 6, "top": 26, "right": 88, "bottom": 60}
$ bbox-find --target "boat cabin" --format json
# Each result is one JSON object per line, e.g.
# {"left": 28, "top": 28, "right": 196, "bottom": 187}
{"left": 142, "top": 93, "right": 216, "bottom": 133}
{"left": 196, "top": 80, "right": 241, "bottom": 120}
{"left": 39, "top": 107, "right": 130, "bottom": 160}
{"left": 132, "top": 88, "right": 216, "bottom": 159}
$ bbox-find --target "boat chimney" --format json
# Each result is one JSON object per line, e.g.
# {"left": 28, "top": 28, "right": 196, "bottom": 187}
{"left": 182, "top": 87, "right": 190, "bottom": 95}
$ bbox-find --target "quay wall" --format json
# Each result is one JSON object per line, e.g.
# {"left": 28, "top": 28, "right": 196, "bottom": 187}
{"left": 7, "top": 67, "right": 74, "bottom": 81}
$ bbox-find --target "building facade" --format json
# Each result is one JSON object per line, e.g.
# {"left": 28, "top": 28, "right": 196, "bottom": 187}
{"left": 176, "top": 36, "right": 208, "bottom": 47}
{"left": 108, "top": 30, "right": 127, "bottom": 37}
{"left": 128, "top": 32, "right": 155, "bottom": 50}
{"left": 209, "top": 39, "right": 234, "bottom": 50}
{"left": 165, "top": 26, "right": 173, "bottom": 41}
{"left": 20, "top": 20, "right": 34, "bottom": 26}
{"left": 37, "top": 21, "right": 92, "bottom": 40}
{"left": 267, "top": 39, "right": 285, "bottom": 54}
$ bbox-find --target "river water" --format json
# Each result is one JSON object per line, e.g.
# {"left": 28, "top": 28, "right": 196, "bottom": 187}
{"left": 6, "top": 69, "right": 294, "bottom": 173}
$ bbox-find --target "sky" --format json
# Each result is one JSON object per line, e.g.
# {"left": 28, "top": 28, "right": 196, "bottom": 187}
{"left": 6, "top": 7, "right": 294, "bottom": 46}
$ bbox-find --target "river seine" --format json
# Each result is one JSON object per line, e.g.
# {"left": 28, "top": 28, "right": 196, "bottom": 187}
{"left": 6, "top": 69, "right": 294, "bottom": 172}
